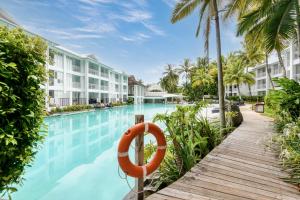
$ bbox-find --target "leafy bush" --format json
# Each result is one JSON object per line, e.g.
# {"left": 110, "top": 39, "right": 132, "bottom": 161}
{"left": 145, "top": 103, "right": 233, "bottom": 189}
{"left": 49, "top": 105, "right": 93, "bottom": 114}
{"left": 226, "top": 95, "right": 264, "bottom": 102}
{"left": 274, "top": 120, "right": 300, "bottom": 186}
{"left": 0, "top": 27, "right": 47, "bottom": 197}
{"left": 265, "top": 78, "right": 300, "bottom": 119}
{"left": 127, "top": 97, "right": 134, "bottom": 104}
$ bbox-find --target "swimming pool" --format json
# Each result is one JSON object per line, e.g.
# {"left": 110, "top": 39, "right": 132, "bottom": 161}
{"left": 12, "top": 104, "right": 176, "bottom": 200}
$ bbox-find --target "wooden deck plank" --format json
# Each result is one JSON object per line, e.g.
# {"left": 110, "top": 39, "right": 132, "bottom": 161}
{"left": 147, "top": 106, "right": 300, "bottom": 200}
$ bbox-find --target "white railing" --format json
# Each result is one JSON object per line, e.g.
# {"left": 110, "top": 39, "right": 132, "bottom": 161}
{"left": 89, "top": 83, "right": 99, "bottom": 90}
{"left": 101, "top": 73, "right": 109, "bottom": 78}
{"left": 72, "top": 65, "right": 81, "bottom": 73}
{"left": 145, "top": 91, "right": 167, "bottom": 97}
{"left": 257, "top": 84, "right": 266, "bottom": 89}
{"left": 89, "top": 68, "right": 99, "bottom": 76}
{"left": 101, "top": 86, "right": 109, "bottom": 91}
{"left": 72, "top": 82, "right": 81, "bottom": 88}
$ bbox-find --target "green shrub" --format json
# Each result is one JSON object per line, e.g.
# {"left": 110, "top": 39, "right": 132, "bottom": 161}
{"left": 49, "top": 105, "right": 93, "bottom": 114}
{"left": 127, "top": 97, "right": 134, "bottom": 104}
{"left": 145, "top": 103, "right": 222, "bottom": 189}
{"left": 0, "top": 27, "right": 47, "bottom": 196}
{"left": 226, "top": 95, "right": 264, "bottom": 102}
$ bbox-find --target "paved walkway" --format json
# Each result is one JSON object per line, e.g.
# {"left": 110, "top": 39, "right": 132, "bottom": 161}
{"left": 147, "top": 106, "right": 300, "bottom": 200}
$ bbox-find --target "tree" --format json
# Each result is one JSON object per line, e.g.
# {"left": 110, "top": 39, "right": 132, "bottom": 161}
{"left": 171, "top": 0, "right": 226, "bottom": 130}
{"left": 160, "top": 64, "right": 179, "bottom": 93}
{"left": 236, "top": 0, "right": 300, "bottom": 78}
{"left": 177, "top": 58, "right": 193, "bottom": 87}
{"left": 0, "top": 27, "right": 47, "bottom": 197}
{"left": 224, "top": 55, "right": 255, "bottom": 99}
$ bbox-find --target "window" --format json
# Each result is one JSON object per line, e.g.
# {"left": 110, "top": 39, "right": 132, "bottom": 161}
{"left": 257, "top": 79, "right": 266, "bottom": 89}
{"left": 257, "top": 68, "right": 266, "bottom": 78}
{"left": 49, "top": 90, "right": 54, "bottom": 98}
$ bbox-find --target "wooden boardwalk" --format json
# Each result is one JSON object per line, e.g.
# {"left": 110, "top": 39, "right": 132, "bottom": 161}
{"left": 147, "top": 106, "right": 300, "bottom": 200}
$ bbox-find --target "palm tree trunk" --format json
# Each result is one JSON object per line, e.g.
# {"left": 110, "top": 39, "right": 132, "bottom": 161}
{"left": 276, "top": 49, "right": 287, "bottom": 77}
{"left": 237, "top": 84, "right": 241, "bottom": 99}
{"left": 266, "top": 53, "right": 275, "bottom": 89}
{"left": 212, "top": 0, "right": 226, "bottom": 131}
{"left": 246, "top": 66, "right": 252, "bottom": 96}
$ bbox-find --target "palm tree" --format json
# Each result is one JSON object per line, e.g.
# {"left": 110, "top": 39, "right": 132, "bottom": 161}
{"left": 171, "top": 0, "right": 226, "bottom": 129}
{"left": 236, "top": 0, "right": 300, "bottom": 78}
{"left": 161, "top": 64, "right": 179, "bottom": 93}
{"left": 177, "top": 58, "right": 193, "bottom": 86}
{"left": 192, "top": 68, "right": 214, "bottom": 89}
{"left": 224, "top": 56, "right": 255, "bottom": 99}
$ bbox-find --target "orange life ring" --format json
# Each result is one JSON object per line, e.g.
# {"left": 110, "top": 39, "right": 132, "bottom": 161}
{"left": 118, "top": 122, "right": 166, "bottom": 178}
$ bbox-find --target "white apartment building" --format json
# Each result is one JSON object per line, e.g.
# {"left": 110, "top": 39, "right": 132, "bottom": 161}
{"left": 0, "top": 14, "right": 128, "bottom": 109}
{"left": 128, "top": 75, "right": 145, "bottom": 104}
{"left": 225, "top": 41, "right": 300, "bottom": 97}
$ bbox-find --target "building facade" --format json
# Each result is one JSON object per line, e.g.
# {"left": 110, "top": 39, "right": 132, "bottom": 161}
{"left": 128, "top": 75, "right": 145, "bottom": 104}
{"left": 225, "top": 41, "right": 300, "bottom": 97}
{"left": 1, "top": 15, "right": 128, "bottom": 110}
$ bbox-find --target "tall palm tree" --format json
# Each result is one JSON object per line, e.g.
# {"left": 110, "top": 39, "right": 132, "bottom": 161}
{"left": 239, "top": 40, "right": 264, "bottom": 96}
{"left": 171, "top": 0, "right": 226, "bottom": 129}
{"left": 161, "top": 64, "right": 179, "bottom": 93}
{"left": 224, "top": 57, "right": 255, "bottom": 99}
{"left": 177, "top": 58, "right": 193, "bottom": 86}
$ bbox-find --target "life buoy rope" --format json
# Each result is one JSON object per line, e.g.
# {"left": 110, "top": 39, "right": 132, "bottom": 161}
{"left": 117, "top": 122, "right": 166, "bottom": 178}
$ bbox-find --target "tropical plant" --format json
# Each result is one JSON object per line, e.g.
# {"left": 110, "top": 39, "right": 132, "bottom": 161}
{"left": 145, "top": 104, "right": 221, "bottom": 189}
{"left": 265, "top": 78, "right": 300, "bottom": 120}
{"left": 236, "top": 0, "right": 300, "bottom": 77}
{"left": 177, "top": 58, "right": 193, "bottom": 87}
{"left": 160, "top": 64, "right": 179, "bottom": 93}
{"left": 0, "top": 27, "right": 47, "bottom": 197}
{"left": 171, "top": 0, "right": 226, "bottom": 130}
{"left": 224, "top": 54, "right": 255, "bottom": 99}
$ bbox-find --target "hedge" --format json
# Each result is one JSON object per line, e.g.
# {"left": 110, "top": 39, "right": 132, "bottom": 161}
{"left": 0, "top": 27, "right": 47, "bottom": 196}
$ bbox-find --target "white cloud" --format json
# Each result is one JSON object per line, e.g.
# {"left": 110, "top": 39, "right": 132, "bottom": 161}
{"left": 120, "top": 32, "right": 150, "bottom": 42}
{"left": 142, "top": 22, "right": 165, "bottom": 36}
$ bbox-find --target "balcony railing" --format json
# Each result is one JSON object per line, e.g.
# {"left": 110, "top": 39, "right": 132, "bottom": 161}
{"left": 257, "top": 72, "right": 266, "bottom": 78}
{"left": 89, "top": 83, "right": 99, "bottom": 90}
{"left": 73, "top": 98, "right": 87, "bottom": 105}
{"left": 49, "top": 98, "right": 70, "bottom": 107}
{"left": 89, "top": 68, "right": 99, "bottom": 76}
{"left": 257, "top": 84, "right": 266, "bottom": 89}
{"left": 72, "top": 65, "right": 81, "bottom": 73}
{"left": 72, "top": 82, "right": 81, "bottom": 89}
{"left": 101, "top": 73, "right": 109, "bottom": 78}
{"left": 101, "top": 86, "right": 109, "bottom": 91}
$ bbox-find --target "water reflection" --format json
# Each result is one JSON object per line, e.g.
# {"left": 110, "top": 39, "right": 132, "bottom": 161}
{"left": 13, "top": 104, "right": 175, "bottom": 200}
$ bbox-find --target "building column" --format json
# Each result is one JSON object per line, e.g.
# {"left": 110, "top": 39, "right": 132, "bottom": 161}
{"left": 69, "top": 92, "right": 73, "bottom": 106}
{"left": 45, "top": 47, "right": 50, "bottom": 111}
{"left": 85, "top": 60, "right": 89, "bottom": 104}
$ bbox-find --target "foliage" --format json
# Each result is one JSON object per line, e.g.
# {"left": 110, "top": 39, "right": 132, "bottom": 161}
{"left": 227, "top": 95, "right": 265, "bottom": 102}
{"left": 160, "top": 64, "right": 179, "bottom": 93}
{"left": 274, "top": 120, "right": 300, "bottom": 186}
{"left": 0, "top": 27, "right": 47, "bottom": 197}
{"left": 127, "top": 97, "right": 134, "bottom": 104}
{"left": 224, "top": 53, "right": 255, "bottom": 98}
{"left": 49, "top": 105, "right": 93, "bottom": 114}
{"left": 145, "top": 103, "right": 240, "bottom": 189}
{"left": 265, "top": 78, "right": 300, "bottom": 120}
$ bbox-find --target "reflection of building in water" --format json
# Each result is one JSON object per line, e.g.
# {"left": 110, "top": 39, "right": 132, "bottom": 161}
{"left": 16, "top": 108, "right": 132, "bottom": 199}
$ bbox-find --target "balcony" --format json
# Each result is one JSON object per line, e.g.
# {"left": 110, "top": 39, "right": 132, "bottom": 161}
{"left": 72, "top": 82, "right": 81, "bottom": 89}
{"left": 89, "top": 68, "right": 99, "bottom": 76}
{"left": 257, "top": 84, "right": 266, "bottom": 90}
{"left": 101, "top": 73, "right": 109, "bottom": 78}
{"left": 89, "top": 83, "right": 99, "bottom": 90}
{"left": 72, "top": 65, "right": 81, "bottom": 73}
{"left": 295, "top": 74, "right": 300, "bottom": 82}
{"left": 101, "top": 86, "right": 109, "bottom": 91}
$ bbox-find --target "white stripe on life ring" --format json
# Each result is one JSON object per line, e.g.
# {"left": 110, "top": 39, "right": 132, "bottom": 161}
{"left": 142, "top": 165, "right": 147, "bottom": 178}
{"left": 144, "top": 122, "right": 149, "bottom": 132}
{"left": 118, "top": 152, "right": 128, "bottom": 157}
{"left": 157, "top": 145, "right": 167, "bottom": 150}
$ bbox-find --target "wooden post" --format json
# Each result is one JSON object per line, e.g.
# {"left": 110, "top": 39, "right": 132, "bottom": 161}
{"left": 135, "top": 115, "right": 144, "bottom": 200}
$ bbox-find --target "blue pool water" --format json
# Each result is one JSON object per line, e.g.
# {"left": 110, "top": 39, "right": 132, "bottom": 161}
{"left": 13, "top": 104, "right": 176, "bottom": 200}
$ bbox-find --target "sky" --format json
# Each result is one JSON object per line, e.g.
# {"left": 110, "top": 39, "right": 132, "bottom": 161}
{"left": 1, "top": 0, "right": 243, "bottom": 84}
